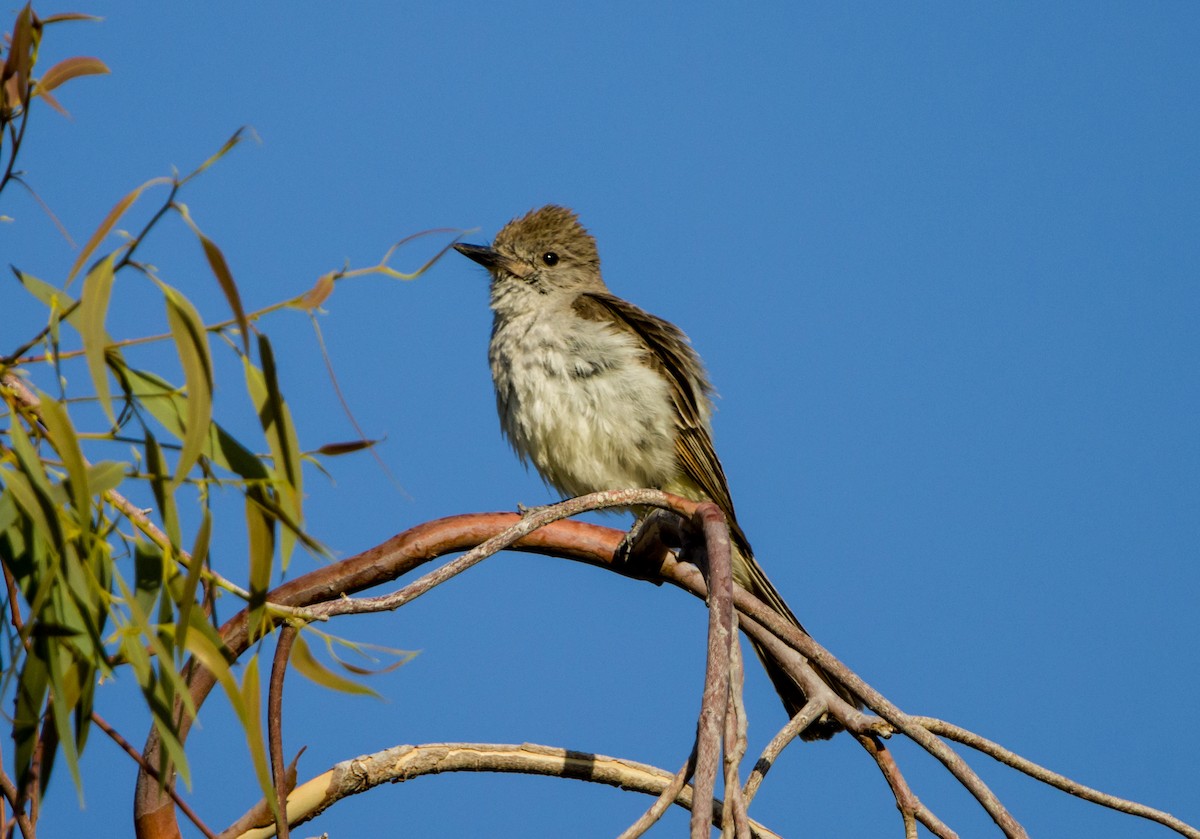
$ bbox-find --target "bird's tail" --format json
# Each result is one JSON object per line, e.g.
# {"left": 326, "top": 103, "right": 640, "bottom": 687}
{"left": 735, "top": 548, "right": 859, "bottom": 741}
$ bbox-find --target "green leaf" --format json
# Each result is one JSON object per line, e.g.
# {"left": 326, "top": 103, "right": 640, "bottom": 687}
{"left": 245, "top": 334, "right": 303, "bottom": 565}
{"left": 4, "top": 417, "right": 65, "bottom": 556}
{"left": 160, "top": 283, "right": 213, "bottom": 485}
{"left": 113, "top": 364, "right": 268, "bottom": 481}
{"left": 79, "top": 254, "right": 117, "bottom": 423}
{"left": 133, "top": 537, "right": 164, "bottom": 621}
{"left": 13, "top": 648, "right": 49, "bottom": 789}
{"left": 11, "top": 268, "right": 84, "bottom": 328}
{"left": 244, "top": 491, "right": 275, "bottom": 639}
{"left": 36, "top": 395, "right": 88, "bottom": 518}
{"left": 176, "top": 203, "right": 251, "bottom": 354}
{"left": 173, "top": 507, "right": 210, "bottom": 653}
{"left": 86, "top": 461, "right": 126, "bottom": 496}
{"left": 144, "top": 431, "right": 181, "bottom": 557}
{"left": 179, "top": 126, "right": 254, "bottom": 185}
{"left": 237, "top": 657, "right": 276, "bottom": 817}
{"left": 44, "top": 641, "right": 84, "bottom": 797}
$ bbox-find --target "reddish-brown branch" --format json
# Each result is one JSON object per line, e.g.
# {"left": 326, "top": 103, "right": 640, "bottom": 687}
{"left": 91, "top": 713, "right": 216, "bottom": 839}
{"left": 721, "top": 641, "right": 750, "bottom": 839}
{"left": 0, "top": 767, "right": 33, "bottom": 839}
{"left": 267, "top": 628, "right": 296, "bottom": 839}
{"left": 136, "top": 498, "right": 678, "bottom": 839}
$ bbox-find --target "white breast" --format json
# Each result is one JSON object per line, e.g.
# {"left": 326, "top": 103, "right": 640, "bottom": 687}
{"left": 489, "top": 308, "right": 680, "bottom": 498}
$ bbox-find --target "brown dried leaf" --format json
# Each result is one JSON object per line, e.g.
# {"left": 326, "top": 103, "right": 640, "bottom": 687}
{"left": 36, "top": 55, "right": 109, "bottom": 93}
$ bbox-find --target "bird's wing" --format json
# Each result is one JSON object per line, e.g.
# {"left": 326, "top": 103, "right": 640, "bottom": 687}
{"left": 573, "top": 292, "right": 751, "bottom": 552}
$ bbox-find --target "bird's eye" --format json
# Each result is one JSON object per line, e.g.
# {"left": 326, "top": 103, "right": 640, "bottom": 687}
{"left": 541, "top": 252, "right": 559, "bottom": 266}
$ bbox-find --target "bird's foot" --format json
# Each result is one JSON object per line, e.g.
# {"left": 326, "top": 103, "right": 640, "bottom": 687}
{"left": 613, "top": 509, "right": 682, "bottom": 584}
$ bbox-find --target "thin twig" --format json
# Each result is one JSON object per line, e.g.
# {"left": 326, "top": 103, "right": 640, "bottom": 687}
{"left": 912, "top": 717, "right": 1200, "bottom": 839}
{"left": 0, "top": 765, "right": 33, "bottom": 839}
{"left": 742, "top": 697, "right": 826, "bottom": 805}
{"left": 857, "top": 732, "right": 956, "bottom": 839}
{"left": 90, "top": 713, "right": 216, "bottom": 839}
{"left": 616, "top": 748, "right": 698, "bottom": 839}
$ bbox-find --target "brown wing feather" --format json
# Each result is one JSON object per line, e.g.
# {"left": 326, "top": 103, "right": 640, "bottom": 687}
{"left": 573, "top": 292, "right": 753, "bottom": 555}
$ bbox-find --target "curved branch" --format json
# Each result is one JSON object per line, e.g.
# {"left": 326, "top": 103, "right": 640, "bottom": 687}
{"left": 135, "top": 497, "right": 674, "bottom": 839}
{"left": 218, "top": 742, "right": 781, "bottom": 839}
{"left": 132, "top": 498, "right": 1200, "bottom": 839}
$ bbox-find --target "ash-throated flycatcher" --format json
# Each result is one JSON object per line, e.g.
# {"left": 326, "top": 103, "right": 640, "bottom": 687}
{"left": 454, "top": 205, "right": 853, "bottom": 739}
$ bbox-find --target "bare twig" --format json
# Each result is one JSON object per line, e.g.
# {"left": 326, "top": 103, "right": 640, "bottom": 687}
{"left": 616, "top": 749, "right": 698, "bottom": 839}
{"left": 0, "top": 766, "right": 34, "bottom": 839}
{"left": 90, "top": 713, "right": 216, "bottom": 839}
{"left": 742, "top": 697, "right": 826, "bottom": 805}
{"left": 857, "top": 732, "right": 956, "bottom": 839}
{"left": 912, "top": 717, "right": 1200, "bottom": 839}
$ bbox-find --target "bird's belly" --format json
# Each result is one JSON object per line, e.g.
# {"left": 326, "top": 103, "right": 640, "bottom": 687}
{"left": 490, "top": 324, "right": 678, "bottom": 498}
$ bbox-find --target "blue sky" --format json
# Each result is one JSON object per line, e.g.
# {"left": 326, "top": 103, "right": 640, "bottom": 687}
{"left": 7, "top": 3, "right": 1199, "bottom": 837}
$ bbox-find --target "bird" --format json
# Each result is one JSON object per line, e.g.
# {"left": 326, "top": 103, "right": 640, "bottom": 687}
{"left": 454, "top": 205, "right": 855, "bottom": 739}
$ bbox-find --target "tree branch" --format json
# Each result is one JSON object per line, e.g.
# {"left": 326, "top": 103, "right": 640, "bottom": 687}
{"left": 218, "top": 742, "right": 781, "bottom": 839}
{"left": 912, "top": 717, "right": 1200, "bottom": 839}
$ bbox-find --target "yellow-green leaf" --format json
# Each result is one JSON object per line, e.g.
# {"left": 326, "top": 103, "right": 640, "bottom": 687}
{"left": 114, "top": 365, "right": 268, "bottom": 480}
{"left": 13, "top": 268, "right": 75, "bottom": 314}
{"left": 79, "top": 253, "right": 116, "bottom": 423}
{"left": 176, "top": 203, "right": 250, "bottom": 353}
{"left": 290, "top": 634, "right": 377, "bottom": 696}
{"left": 161, "top": 283, "right": 213, "bottom": 485}
{"left": 86, "top": 461, "right": 126, "bottom": 496}
{"left": 174, "top": 507, "right": 210, "bottom": 652}
{"left": 237, "top": 658, "right": 276, "bottom": 815}
{"left": 245, "top": 334, "right": 302, "bottom": 565}
{"left": 35, "top": 395, "right": 88, "bottom": 517}
{"left": 245, "top": 492, "right": 275, "bottom": 638}
{"left": 179, "top": 126, "right": 254, "bottom": 185}
{"left": 40, "top": 13, "right": 103, "bottom": 24}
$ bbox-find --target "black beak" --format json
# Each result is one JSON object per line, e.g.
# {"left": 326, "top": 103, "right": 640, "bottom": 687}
{"left": 453, "top": 243, "right": 503, "bottom": 270}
